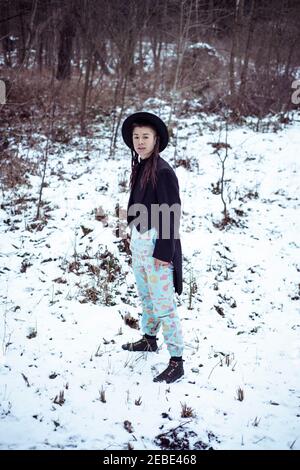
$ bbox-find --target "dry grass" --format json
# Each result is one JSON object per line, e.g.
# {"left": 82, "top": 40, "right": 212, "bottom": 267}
{"left": 124, "top": 313, "right": 140, "bottom": 330}
{"left": 80, "top": 286, "right": 99, "bottom": 304}
{"left": 180, "top": 402, "right": 196, "bottom": 418}
{"left": 99, "top": 387, "right": 106, "bottom": 403}
{"left": 0, "top": 151, "right": 37, "bottom": 190}
{"left": 237, "top": 387, "right": 244, "bottom": 401}
{"left": 124, "top": 420, "right": 134, "bottom": 433}
{"left": 26, "top": 327, "right": 37, "bottom": 339}
{"left": 53, "top": 390, "right": 65, "bottom": 406}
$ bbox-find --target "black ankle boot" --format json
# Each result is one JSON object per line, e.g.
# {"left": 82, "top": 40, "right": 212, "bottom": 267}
{"left": 122, "top": 335, "right": 158, "bottom": 352}
{"left": 153, "top": 359, "right": 184, "bottom": 383}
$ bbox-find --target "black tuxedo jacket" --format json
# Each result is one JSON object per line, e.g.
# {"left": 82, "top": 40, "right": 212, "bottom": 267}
{"left": 127, "top": 156, "right": 183, "bottom": 295}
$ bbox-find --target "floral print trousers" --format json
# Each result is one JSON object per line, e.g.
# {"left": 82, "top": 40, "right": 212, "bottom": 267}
{"left": 130, "top": 225, "right": 184, "bottom": 357}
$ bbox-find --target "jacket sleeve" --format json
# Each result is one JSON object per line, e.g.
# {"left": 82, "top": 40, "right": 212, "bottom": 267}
{"left": 152, "top": 168, "right": 181, "bottom": 262}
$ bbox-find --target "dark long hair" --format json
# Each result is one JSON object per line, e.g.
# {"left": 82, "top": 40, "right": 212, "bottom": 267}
{"left": 129, "top": 122, "right": 160, "bottom": 191}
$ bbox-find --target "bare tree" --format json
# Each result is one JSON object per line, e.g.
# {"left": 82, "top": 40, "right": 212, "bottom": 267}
{"left": 1, "top": 0, "right": 300, "bottom": 126}
{"left": 228, "top": 0, "right": 242, "bottom": 102}
{"left": 167, "top": 0, "right": 194, "bottom": 128}
{"left": 1, "top": 0, "right": 13, "bottom": 67}
{"left": 56, "top": 4, "right": 76, "bottom": 80}
{"left": 105, "top": 0, "right": 142, "bottom": 156}
{"left": 238, "top": 0, "right": 256, "bottom": 99}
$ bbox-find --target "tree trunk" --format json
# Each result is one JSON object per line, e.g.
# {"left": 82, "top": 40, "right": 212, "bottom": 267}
{"left": 208, "top": 0, "right": 214, "bottom": 38}
{"left": 167, "top": 0, "right": 192, "bottom": 127}
{"left": 236, "top": 0, "right": 244, "bottom": 76}
{"left": 80, "top": 54, "right": 92, "bottom": 134}
{"left": 23, "top": 0, "right": 38, "bottom": 68}
{"left": 1, "top": 0, "right": 12, "bottom": 67}
{"left": 229, "top": 2, "right": 238, "bottom": 98}
{"left": 229, "top": 0, "right": 244, "bottom": 100}
{"left": 112, "top": 74, "right": 128, "bottom": 153}
{"left": 239, "top": 0, "right": 256, "bottom": 97}
{"left": 151, "top": 33, "right": 162, "bottom": 93}
{"left": 283, "top": 32, "right": 299, "bottom": 79}
{"left": 37, "top": 32, "right": 44, "bottom": 73}
{"left": 18, "top": 9, "right": 26, "bottom": 65}
{"left": 56, "top": 15, "right": 75, "bottom": 80}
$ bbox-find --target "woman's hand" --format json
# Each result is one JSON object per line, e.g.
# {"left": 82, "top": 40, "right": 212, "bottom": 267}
{"left": 154, "top": 258, "right": 171, "bottom": 271}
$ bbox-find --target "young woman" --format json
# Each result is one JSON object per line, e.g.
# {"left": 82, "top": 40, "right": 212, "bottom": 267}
{"left": 121, "top": 112, "right": 184, "bottom": 384}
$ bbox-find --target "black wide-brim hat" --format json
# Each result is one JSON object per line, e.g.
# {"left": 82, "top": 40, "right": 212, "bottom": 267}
{"left": 121, "top": 112, "right": 169, "bottom": 152}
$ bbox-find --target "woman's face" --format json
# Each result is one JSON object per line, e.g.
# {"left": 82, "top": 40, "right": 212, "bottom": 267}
{"left": 132, "top": 125, "right": 157, "bottom": 159}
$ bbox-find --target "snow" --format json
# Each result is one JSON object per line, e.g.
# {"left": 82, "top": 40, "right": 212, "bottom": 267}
{"left": 187, "top": 42, "right": 225, "bottom": 63}
{"left": 0, "top": 111, "right": 299, "bottom": 450}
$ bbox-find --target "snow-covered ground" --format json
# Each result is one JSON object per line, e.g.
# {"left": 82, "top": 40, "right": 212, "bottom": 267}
{"left": 0, "top": 111, "right": 299, "bottom": 450}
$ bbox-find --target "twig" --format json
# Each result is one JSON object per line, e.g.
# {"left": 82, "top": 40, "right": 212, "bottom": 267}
{"left": 1, "top": 279, "right": 9, "bottom": 358}
{"left": 208, "top": 357, "right": 222, "bottom": 380}
{"left": 21, "top": 373, "right": 30, "bottom": 387}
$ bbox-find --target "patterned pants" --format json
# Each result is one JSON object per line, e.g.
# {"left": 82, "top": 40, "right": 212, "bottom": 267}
{"left": 130, "top": 226, "right": 184, "bottom": 357}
